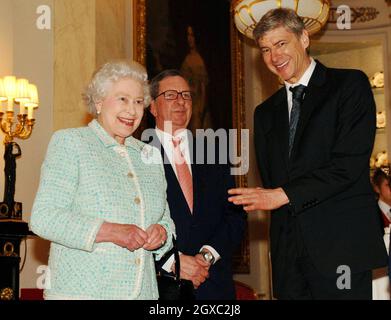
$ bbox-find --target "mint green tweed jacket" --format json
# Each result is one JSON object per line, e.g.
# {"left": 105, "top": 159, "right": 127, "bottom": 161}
{"left": 30, "top": 120, "right": 175, "bottom": 300}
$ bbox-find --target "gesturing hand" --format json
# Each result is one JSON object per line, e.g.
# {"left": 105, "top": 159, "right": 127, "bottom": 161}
{"left": 228, "top": 187, "right": 289, "bottom": 212}
{"left": 143, "top": 224, "right": 167, "bottom": 251}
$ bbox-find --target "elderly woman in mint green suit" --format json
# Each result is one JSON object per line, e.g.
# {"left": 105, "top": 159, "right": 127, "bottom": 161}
{"left": 30, "top": 60, "right": 175, "bottom": 300}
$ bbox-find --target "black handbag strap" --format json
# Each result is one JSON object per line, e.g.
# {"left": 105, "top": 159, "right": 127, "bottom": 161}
{"left": 172, "top": 236, "right": 181, "bottom": 282}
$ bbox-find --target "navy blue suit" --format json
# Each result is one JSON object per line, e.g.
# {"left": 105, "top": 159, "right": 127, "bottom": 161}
{"left": 147, "top": 130, "right": 246, "bottom": 299}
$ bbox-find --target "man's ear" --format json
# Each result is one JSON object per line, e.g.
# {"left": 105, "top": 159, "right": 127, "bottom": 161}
{"left": 301, "top": 29, "right": 310, "bottom": 50}
{"left": 373, "top": 183, "right": 380, "bottom": 195}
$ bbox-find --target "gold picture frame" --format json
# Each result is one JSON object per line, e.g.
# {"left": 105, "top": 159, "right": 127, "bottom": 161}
{"left": 133, "top": 0, "right": 249, "bottom": 273}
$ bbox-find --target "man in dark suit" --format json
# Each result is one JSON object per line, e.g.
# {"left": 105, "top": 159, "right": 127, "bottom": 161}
{"left": 145, "top": 69, "right": 246, "bottom": 299}
{"left": 228, "top": 8, "right": 387, "bottom": 299}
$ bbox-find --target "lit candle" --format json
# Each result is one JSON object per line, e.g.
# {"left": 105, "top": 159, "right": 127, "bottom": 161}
{"left": 3, "top": 76, "right": 16, "bottom": 112}
{"left": 19, "top": 101, "right": 25, "bottom": 115}
{"left": 15, "top": 78, "right": 30, "bottom": 115}
{"left": 27, "top": 105, "right": 34, "bottom": 120}
{"left": 25, "top": 84, "right": 39, "bottom": 119}
{"left": 7, "top": 99, "right": 13, "bottom": 112}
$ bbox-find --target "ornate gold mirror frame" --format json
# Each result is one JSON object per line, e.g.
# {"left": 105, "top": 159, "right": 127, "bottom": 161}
{"left": 133, "top": 0, "right": 249, "bottom": 273}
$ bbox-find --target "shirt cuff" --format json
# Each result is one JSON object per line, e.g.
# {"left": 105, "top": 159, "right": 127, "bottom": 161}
{"left": 161, "top": 251, "right": 183, "bottom": 272}
{"left": 200, "top": 245, "right": 221, "bottom": 264}
{"left": 162, "top": 253, "right": 175, "bottom": 272}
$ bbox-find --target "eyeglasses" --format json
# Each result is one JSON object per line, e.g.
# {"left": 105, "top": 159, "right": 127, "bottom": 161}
{"left": 156, "top": 90, "right": 193, "bottom": 101}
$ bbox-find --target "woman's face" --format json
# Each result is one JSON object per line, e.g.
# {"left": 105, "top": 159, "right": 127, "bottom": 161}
{"left": 96, "top": 77, "right": 144, "bottom": 144}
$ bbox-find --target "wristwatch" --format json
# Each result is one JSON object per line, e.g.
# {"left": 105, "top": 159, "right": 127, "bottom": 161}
{"left": 200, "top": 250, "right": 215, "bottom": 265}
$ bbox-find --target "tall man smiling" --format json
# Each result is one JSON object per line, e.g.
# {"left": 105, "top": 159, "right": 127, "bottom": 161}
{"left": 228, "top": 8, "right": 387, "bottom": 299}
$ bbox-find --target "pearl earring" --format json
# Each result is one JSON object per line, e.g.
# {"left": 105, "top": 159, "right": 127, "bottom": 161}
{"left": 97, "top": 110, "right": 101, "bottom": 115}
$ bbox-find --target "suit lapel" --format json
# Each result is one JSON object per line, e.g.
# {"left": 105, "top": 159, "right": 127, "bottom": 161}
{"left": 291, "top": 61, "right": 329, "bottom": 159}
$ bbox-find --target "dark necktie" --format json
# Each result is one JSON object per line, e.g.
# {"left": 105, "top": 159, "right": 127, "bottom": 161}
{"left": 289, "top": 85, "right": 306, "bottom": 157}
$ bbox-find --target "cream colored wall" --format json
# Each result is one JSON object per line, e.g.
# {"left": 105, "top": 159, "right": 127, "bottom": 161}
{"left": 53, "top": 0, "right": 96, "bottom": 129}
{"left": 126, "top": 0, "right": 133, "bottom": 60}
{"left": 0, "top": 0, "right": 13, "bottom": 75}
{"left": 0, "top": 0, "right": 14, "bottom": 200}
{"left": 96, "top": 0, "right": 127, "bottom": 67}
{"left": 53, "top": 0, "right": 132, "bottom": 130}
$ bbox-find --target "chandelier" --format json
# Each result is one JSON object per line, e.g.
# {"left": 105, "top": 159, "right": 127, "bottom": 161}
{"left": 232, "top": 0, "right": 331, "bottom": 40}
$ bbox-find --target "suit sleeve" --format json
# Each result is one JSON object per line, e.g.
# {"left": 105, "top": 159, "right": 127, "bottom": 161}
{"left": 282, "top": 71, "right": 376, "bottom": 214}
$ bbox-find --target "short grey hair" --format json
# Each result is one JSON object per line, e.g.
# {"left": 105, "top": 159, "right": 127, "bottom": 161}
{"left": 83, "top": 60, "right": 151, "bottom": 117}
{"left": 253, "top": 8, "right": 306, "bottom": 43}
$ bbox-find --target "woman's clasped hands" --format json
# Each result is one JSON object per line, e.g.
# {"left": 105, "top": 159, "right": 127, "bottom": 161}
{"left": 96, "top": 222, "right": 167, "bottom": 251}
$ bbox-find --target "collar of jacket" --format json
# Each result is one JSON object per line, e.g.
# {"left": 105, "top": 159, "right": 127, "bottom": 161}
{"left": 88, "top": 119, "right": 144, "bottom": 152}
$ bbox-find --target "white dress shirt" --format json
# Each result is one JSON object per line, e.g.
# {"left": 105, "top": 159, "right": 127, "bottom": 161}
{"left": 155, "top": 127, "right": 221, "bottom": 272}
